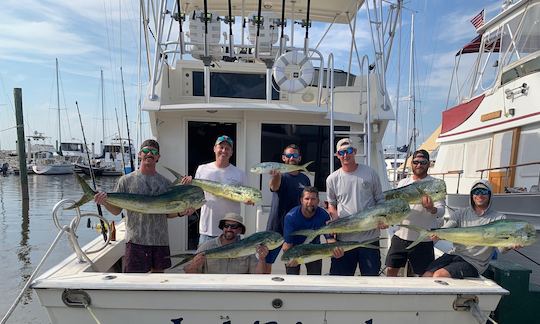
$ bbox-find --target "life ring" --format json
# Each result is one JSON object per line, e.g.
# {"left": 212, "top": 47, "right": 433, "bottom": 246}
{"left": 272, "top": 50, "right": 314, "bottom": 93}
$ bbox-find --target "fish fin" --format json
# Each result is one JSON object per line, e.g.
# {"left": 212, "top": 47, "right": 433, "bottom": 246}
{"left": 415, "top": 187, "right": 426, "bottom": 196}
{"left": 300, "top": 161, "right": 314, "bottom": 173}
{"left": 65, "top": 174, "right": 96, "bottom": 210}
{"left": 399, "top": 224, "right": 429, "bottom": 249}
{"left": 169, "top": 254, "right": 196, "bottom": 270}
{"left": 163, "top": 166, "right": 185, "bottom": 186}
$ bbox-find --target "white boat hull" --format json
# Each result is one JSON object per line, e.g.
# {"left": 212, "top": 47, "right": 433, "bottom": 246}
{"left": 32, "top": 164, "right": 74, "bottom": 175}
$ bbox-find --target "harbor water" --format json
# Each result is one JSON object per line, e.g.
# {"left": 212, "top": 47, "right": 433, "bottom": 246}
{"left": 0, "top": 174, "right": 119, "bottom": 323}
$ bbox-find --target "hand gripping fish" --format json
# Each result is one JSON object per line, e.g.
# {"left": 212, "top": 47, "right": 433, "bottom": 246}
{"left": 170, "top": 231, "right": 284, "bottom": 269}
{"left": 65, "top": 173, "right": 205, "bottom": 214}
{"left": 250, "top": 161, "right": 314, "bottom": 174}
{"left": 164, "top": 166, "right": 262, "bottom": 204}
{"left": 292, "top": 198, "right": 411, "bottom": 244}
{"left": 384, "top": 178, "right": 447, "bottom": 204}
{"left": 281, "top": 240, "right": 380, "bottom": 265}
{"left": 401, "top": 219, "right": 537, "bottom": 250}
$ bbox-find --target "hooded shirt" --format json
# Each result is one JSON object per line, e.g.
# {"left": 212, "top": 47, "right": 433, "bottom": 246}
{"left": 443, "top": 179, "right": 506, "bottom": 274}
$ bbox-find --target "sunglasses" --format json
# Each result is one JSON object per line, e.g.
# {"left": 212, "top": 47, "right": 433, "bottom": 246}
{"left": 337, "top": 147, "right": 354, "bottom": 156}
{"left": 140, "top": 147, "right": 159, "bottom": 155}
{"left": 222, "top": 223, "right": 241, "bottom": 229}
{"left": 283, "top": 153, "right": 300, "bottom": 159}
{"left": 412, "top": 159, "right": 429, "bottom": 166}
{"left": 471, "top": 188, "right": 490, "bottom": 196}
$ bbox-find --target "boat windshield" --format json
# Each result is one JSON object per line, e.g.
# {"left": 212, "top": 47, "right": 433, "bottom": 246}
{"left": 499, "top": 3, "right": 540, "bottom": 68}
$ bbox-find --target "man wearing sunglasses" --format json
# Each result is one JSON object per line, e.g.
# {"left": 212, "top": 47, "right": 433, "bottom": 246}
{"left": 385, "top": 149, "right": 445, "bottom": 277}
{"left": 94, "top": 139, "right": 194, "bottom": 273}
{"left": 181, "top": 135, "right": 248, "bottom": 247}
{"left": 184, "top": 213, "right": 269, "bottom": 274}
{"left": 423, "top": 180, "right": 521, "bottom": 279}
{"left": 265, "top": 144, "right": 311, "bottom": 273}
{"left": 326, "top": 138, "right": 385, "bottom": 276}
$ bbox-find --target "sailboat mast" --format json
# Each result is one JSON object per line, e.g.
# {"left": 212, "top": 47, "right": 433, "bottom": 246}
{"left": 100, "top": 69, "right": 105, "bottom": 153}
{"left": 56, "top": 58, "right": 61, "bottom": 153}
{"left": 406, "top": 13, "right": 416, "bottom": 150}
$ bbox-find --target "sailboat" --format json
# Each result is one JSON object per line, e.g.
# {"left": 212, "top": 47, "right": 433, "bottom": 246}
{"left": 32, "top": 59, "right": 74, "bottom": 175}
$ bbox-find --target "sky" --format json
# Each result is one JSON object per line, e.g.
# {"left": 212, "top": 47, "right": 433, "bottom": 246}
{"left": 0, "top": 0, "right": 505, "bottom": 152}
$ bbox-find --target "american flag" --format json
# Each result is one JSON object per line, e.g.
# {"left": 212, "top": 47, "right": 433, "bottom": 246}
{"left": 470, "top": 9, "right": 485, "bottom": 29}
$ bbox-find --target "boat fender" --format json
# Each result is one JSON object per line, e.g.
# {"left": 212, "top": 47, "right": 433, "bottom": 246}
{"left": 272, "top": 50, "right": 314, "bottom": 93}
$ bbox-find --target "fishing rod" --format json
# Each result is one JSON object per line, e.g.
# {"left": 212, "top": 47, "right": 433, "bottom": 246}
{"left": 114, "top": 105, "right": 127, "bottom": 172}
{"left": 75, "top": 101, "right": 108, "bottom": 242}
{"left": 120, "top": 66, "right": 135, "bottom": 173}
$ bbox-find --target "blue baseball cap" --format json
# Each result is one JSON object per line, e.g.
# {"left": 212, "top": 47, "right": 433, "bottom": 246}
{"left": 215, "top": 135, "right": 233, "bottom": 147}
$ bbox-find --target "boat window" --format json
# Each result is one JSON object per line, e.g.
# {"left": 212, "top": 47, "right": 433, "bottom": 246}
{"left": 431, "top": 143, "right": 464, "bottom": 174}
{"left": 260, "top": 124, "right": 349, "bottom": 191}
{"left": 501, "top": 54, "right": 540, "bottom": 85}
{"left": 501, "top": 3, "right": 540, "bottom": 68}
{"left": 60, "top": 143, "right": 83, "bottom": 152}
{"left": 464, "top": 138, "right": 491, "bottom": 178}
{"left": 517, "top": 131, "right": 540, "bottom": 178}
{"left": 192, "top": 71, "right": 279, "bottom": 100}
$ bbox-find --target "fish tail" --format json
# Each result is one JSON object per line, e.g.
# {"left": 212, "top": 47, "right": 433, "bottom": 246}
{"left": 163, "top": 166, "right": 184, "bottom": 186}
{"left": 399, "top": 224, "right": 429, "bottom": 249}
{"left": 169, "top": 253, "right": 196, "bottom": 270}
{"left": 300, "top": 161, "right": 314, "bottom": 173}
{"left": 65, "top": 174, "right": 96, "bottom": 210}
{"left": 292, "top": 229, "right": 318, "bottom": 244}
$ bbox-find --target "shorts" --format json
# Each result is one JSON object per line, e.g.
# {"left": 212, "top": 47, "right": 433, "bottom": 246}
{"left": 330, "top": 240, "right": 381, "bottom": 276}
{"left": 385, "top": 235, "right": 434, "bottom": 275}
{"left": 124, "top": 242, "right": 171, "bottom": 273}
{"left": 286, "top": 260, "right": 322, "bottom": 275}
{"left": 265, "top": 245, "right": 282, "bottom": 264}
{"left": 425, "top": 254, "right": 479, "bottom": 279}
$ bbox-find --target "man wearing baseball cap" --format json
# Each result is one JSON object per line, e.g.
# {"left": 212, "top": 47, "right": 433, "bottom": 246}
{"left": 385, "top": 149, "right": 445, "bottom": 277}
{"left": 326, "top": 138, "right": 385, "bottom": 276}
{"left": 182, "top": 135, "right": 251, "bottom": 247}
{"left": 184, "top": 213, "right": 269, "bottom": 274}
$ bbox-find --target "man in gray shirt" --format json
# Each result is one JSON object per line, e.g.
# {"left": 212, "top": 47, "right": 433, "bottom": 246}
{"left": 423, "top": 180, "right": 520, "bottom": 279}
{"left": 326, "top": 138, "right": 385, "bottom": 276}
{"left": 386, "top": 149, "right": 445, "bottom": 276}
{"left": 94, "top": 139, "right": 193, "bottom": 273}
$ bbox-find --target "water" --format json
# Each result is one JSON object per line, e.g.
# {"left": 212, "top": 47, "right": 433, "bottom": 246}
{"left": 0, "top": 174, "right": 119, "bottom": 324}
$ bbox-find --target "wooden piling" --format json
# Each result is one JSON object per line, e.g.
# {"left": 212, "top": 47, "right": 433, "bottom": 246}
{"left": 14, "top": 88, "right": 29, "bottom": 200}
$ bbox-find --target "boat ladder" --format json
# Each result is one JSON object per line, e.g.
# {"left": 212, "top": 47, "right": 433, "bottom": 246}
{"left": 0, "top": 199, "right": 111, "bottom": 324}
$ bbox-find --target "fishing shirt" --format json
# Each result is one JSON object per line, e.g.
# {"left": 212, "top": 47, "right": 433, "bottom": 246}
{"left": 394, "top": 175, "right": 445, "bottom": 241}
{"left": 195, "top": 162, "right": 247, "bottom": 237}
{"left": 284, "top": 206, "right": 331, "bottom": 245}
{"left": 326, "top": 165, "right": 385, "bottom": 242}
{"left": 444, "top": 208, "right": 506, "bottom": 274}
{"left": 194, "top": 236, "right": 259, "bottom": 274}
{"left": 267, "top": 172, "right": 311, "bottom": 235}
{"left": 115, "top": 170, "right": 172, "bottom": 246}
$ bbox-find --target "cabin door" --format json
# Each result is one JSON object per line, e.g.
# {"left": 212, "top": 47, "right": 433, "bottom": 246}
{"left": 186, "top": 121, "right": 237, "bottom": 250}
{"left": 489, "top": 128, "right": 520, "bottom": 193}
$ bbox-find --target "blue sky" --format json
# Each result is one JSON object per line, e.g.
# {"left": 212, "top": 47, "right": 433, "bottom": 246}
{"left": 0, "top": 0, "right": 502, "bottom": 151}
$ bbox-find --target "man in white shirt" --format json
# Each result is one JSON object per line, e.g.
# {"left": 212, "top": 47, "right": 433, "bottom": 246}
{"left": 385, "top": 149, "right": 445, "bottom": 276}
{"left": 182, "top": 135, "right": 248, "bottom": 246}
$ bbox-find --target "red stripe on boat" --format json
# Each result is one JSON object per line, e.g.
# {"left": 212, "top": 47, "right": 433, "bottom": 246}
{"left": 441, "top": 94, "right": 485, "bottom": 134}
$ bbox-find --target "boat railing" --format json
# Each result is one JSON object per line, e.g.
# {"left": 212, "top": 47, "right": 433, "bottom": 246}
{"left": 429, "top": 170, "right": 463, "bottom": 194}
{"left": 477, "top": 161, "right": 540, "bottom": 193}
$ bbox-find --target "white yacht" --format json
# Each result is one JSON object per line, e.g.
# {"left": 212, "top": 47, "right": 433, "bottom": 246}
{"left": 430, "top": 0, "right": 540, "bottom": 284}
{"left": 25, "top": 1, "right": 508, "bottom": 323}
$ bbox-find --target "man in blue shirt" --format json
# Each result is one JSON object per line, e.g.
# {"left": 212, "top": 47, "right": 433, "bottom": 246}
{"left": 265, "top": 144, "right": 311, "bottom": 273}
{"left": 283, "top": 186, "right": 343, "bottom": 275}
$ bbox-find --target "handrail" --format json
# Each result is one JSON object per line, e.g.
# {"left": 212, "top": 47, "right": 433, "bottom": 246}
{"left": 429, "top": 170, "right": 463, "bottom": 194}
{"left": 477, "top": 161, "right": 540, "bottom": 191}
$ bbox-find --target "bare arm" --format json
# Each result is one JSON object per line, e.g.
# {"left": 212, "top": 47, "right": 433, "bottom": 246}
{"left": 183, "top": 253, "right": 205, "bottom": 273}
{"left": 94, "top": 192, "right": 122, "bottom": 215}
{"left": 327, "top": 204, "right": 339, "bottom": 221}
{"left": 253, "top": 245, "right": 269, "bottom": 274}
{"left": 268, "top": 170, "right": 282, "bottom": 192}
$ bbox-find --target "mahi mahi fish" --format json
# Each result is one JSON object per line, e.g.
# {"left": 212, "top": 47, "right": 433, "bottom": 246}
{"left": 292, "top": 198, "right": 411, "bottom": 244}
{"left": 281, "top": 240, "right": 380, "bottom": 265}
{"left": 250, "top": 161, "right": 314, "bottom": 174}
{"left": 384, "top": 178, "right": 447, "bottom": 204}
{"left": 170, "top": 231, "right": 284, "bottom": 269}
{"left": 164, "top": 166, "right": 262, "bottom": 204}
{"left": 65, "top": 173, "right": 206, "bottom": 214}
{"left": 402, "top": 219, "right": 537, "bottom": 250}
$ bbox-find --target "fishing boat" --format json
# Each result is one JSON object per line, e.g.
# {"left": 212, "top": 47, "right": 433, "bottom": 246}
{"left": 25, "top": 0, "right": 508, "bottom": 323}
{"left": 430, "top": 0, "right": 540, "bottom": 284}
